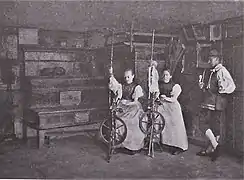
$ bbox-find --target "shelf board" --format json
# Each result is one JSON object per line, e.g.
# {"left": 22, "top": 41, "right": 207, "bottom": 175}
{"left": 30, "top": 104, "right": 108, "bottom": 114}
{"left": 104, "top": 42, "right": 129, "bottom": 47}
{"left": 135, "top": 59, "right": 165, "bottom": 62}
{"left": 126, "top": 31, "right": 178, "bottom": 38}
{"left": 105, "top": 31, "right": 178, "bottom": 38}
{"left": 125, "top": 42, "right": 168, "bottom": 48}
{"left": 21, "top": 45, "right": 95, "bottom": 53}
{"left": 27, "top": 121, "right": 101, "bottom": 131}
{"left": 105, "top": 41, "right": 168, "bottom": 48}
{"left": 25, "top": 60, "right": 79, "bottom": 62}
{"left": 31, "top": 86, "right": 106, "bottom": 93}
{"left": 28, "top": 76, "right": 105, "bottom": 80}
{"left": 0, "top": 84, "right": 20, "bottom": 91}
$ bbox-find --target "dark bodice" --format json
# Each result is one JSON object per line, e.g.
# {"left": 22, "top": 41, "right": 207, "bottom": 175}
{"left": 159, "top": 81, "right": 175, "bottom": 97}
{"left": 122, "top": 82, "right": 138, "bottom": 100}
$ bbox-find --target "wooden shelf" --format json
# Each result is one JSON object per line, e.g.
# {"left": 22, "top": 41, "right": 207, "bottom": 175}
{"left": 135, "top": 59, "right": 165, "bottom": 62}
{"left": 20, "top": 45, "right": 95, "bottom": 52}
{"left": 105, "top": 41, "right": 168, "bottom": 48}
{"left": 25, "top": 60, "right": 80, "bottom": 62}
{"left": 125, "top": 42, "right": 168, "bottom": 48}
{"left": 30, "top": 104, "right": 108, "bottom": 114}
{"left": 27, "top": 121, "right": 101, "bottom": 131}
{"left": 0, "top": 84, "right": 20, "bottom": 90}
{"left": 31, "top": 86, "right": 106, "bottom": 93}
{"left": 28, "top": 76, "right": 105, "bottom": 80}
{"left": 126, "top": 31, "right": 178, "bottom": 38}
{"left": 104, "top": 42, "right": 130, "bottom": 47}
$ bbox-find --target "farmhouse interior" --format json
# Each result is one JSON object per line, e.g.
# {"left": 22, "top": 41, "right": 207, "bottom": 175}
{"left": 0, "top": 1, "right": 243, "bottom": 179}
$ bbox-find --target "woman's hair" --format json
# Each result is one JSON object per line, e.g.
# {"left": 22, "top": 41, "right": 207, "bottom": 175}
{"left": 162, "top": 68, "right": 171, "bottom": 75}
{"left": 124, "top": 68, "right": 134, "bottom": 75}
{"left": 151, "top": 60, "right": 158, "bottom": 67}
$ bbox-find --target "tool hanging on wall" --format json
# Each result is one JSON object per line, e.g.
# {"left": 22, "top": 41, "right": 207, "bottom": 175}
{"left": 167, "top": 38, "right": 186, "bottom": 75}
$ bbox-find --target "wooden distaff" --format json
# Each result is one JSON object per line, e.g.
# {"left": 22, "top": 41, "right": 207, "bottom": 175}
{"left": 107, "top": 29, "right": 115, "bottom": 163}
{"left": 148, "top": 29, "right": 155, "bottom": 100}
{"left": 108, "top": 30, "right": 114, "bottom": 107}
{"left": 148, "top": 29, "right": 156, "bottom": 158}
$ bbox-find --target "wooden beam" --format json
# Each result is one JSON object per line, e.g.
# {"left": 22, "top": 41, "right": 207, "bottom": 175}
{"left": 124, "top": 42, "right": 167, "bottom": 48}
{"left": 106, "top": 42, "right": 167, "bottom": 48}
{"left": 20, "top": 45, "right": 94, "bottom": 52}
{"left": 207, "top": 15, "right": 244, "bottom": 25}
{"left": 104, "top": 31, "right": 127, "bottom": 38}
{"left": 126, "top": 32, "right": 178, "bottom": 38}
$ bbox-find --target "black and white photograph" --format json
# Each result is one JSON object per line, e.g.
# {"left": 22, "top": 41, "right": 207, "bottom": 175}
{"left": 0, "top": 1, "right": 243, "bottom": 179}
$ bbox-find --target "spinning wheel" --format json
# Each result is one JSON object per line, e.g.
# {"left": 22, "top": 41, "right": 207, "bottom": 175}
{"left": 99, "top": 29, "right": 129, "bottom": 163}
{"left": 99, "top": 105, "right": 127, "bottom": 163}
{"left": 139, "top": 110, "right": 165, "bottom": 135}
{"left": 139, "top": 108, "right": 165, "bottom": 158}
{"left": 138, "top": 29, "right": 166, "bottom": 158}
{"left": 99, "top": 114, "right": 127, "bottom": 146}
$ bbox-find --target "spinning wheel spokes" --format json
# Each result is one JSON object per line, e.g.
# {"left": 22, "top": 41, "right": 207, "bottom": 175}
{"left": 139, "top": 111, "right": 165, "bottom": 135}
{"left": 116, "top": 124, "right": 124, "bottom": 129}
{"left": 102, "top": 124, "right": 110, "bottom": 130}
{"left": 99, "top": 117, "right": 127, "bottom": 146}
{"left": 153, "top": 113, "right": 160, "bottom": 120}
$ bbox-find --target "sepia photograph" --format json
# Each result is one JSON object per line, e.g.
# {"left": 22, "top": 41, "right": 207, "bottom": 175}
{"left": 0, "top": 0, "right": 243, "bottom": 179}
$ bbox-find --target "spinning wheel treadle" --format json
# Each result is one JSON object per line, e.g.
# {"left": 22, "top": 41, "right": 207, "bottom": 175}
{"left": 99, "top": 115, "right": 127, "bottom": 146}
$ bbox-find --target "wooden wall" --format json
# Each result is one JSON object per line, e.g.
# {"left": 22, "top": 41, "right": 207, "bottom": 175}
{"left": 223, "top": 36, "right": 244, "bottom": 155}
{"left": 0, "top": 27, "right": 110, "bottom": 139}
{"left": 176, "top": 16, "right": 244, "bottom": 156}
{"left": 0, "top": 27, "right": 22, "bottom": 139}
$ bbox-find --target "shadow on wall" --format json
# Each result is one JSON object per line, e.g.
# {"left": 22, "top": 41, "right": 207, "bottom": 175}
{"left": 22, "top": 76, "right": 32, "bottom": 108}
{"left": 0, "top": 92, "right": 15, "bottom": 141}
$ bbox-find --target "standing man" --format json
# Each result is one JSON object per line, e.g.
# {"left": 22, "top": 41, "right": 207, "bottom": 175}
{"left": 197, "top": 49, "right": 236, "bottom": 161}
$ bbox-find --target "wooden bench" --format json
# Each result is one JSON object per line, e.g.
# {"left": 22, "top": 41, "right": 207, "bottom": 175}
{"left": 25, "top": 105, "right": 108, "bottom": 148}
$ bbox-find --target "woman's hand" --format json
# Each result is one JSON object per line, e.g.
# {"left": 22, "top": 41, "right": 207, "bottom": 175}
{"left": 159, "top": 95, "right": 166, "bottom": 103}
{"left": 120, "top": 99, "right": 127, "bottom": 104}
{"left": 199, "top": 82, "right": 204, "bottom": 89}
{"left": 115, "top": 97, "right": 121, "bottom": 104}
{"left": 160, "top": 94, "right": 166, "bottom": 100}
{"left": 127, "top": 101, "right": 137, "bottom": 105}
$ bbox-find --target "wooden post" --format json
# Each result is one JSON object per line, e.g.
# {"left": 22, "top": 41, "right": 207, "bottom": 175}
{"left": 18, "top": 46, "right": 27, "bottom": 142}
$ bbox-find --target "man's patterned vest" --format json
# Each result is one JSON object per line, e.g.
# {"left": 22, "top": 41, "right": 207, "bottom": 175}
{"left": 201, "top": 68, "right": 227, "bottom": 111}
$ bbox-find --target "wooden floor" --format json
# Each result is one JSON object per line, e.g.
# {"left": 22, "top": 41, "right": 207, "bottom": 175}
{"left": 0, "top": 132, "right": 243, "bottom": 179}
